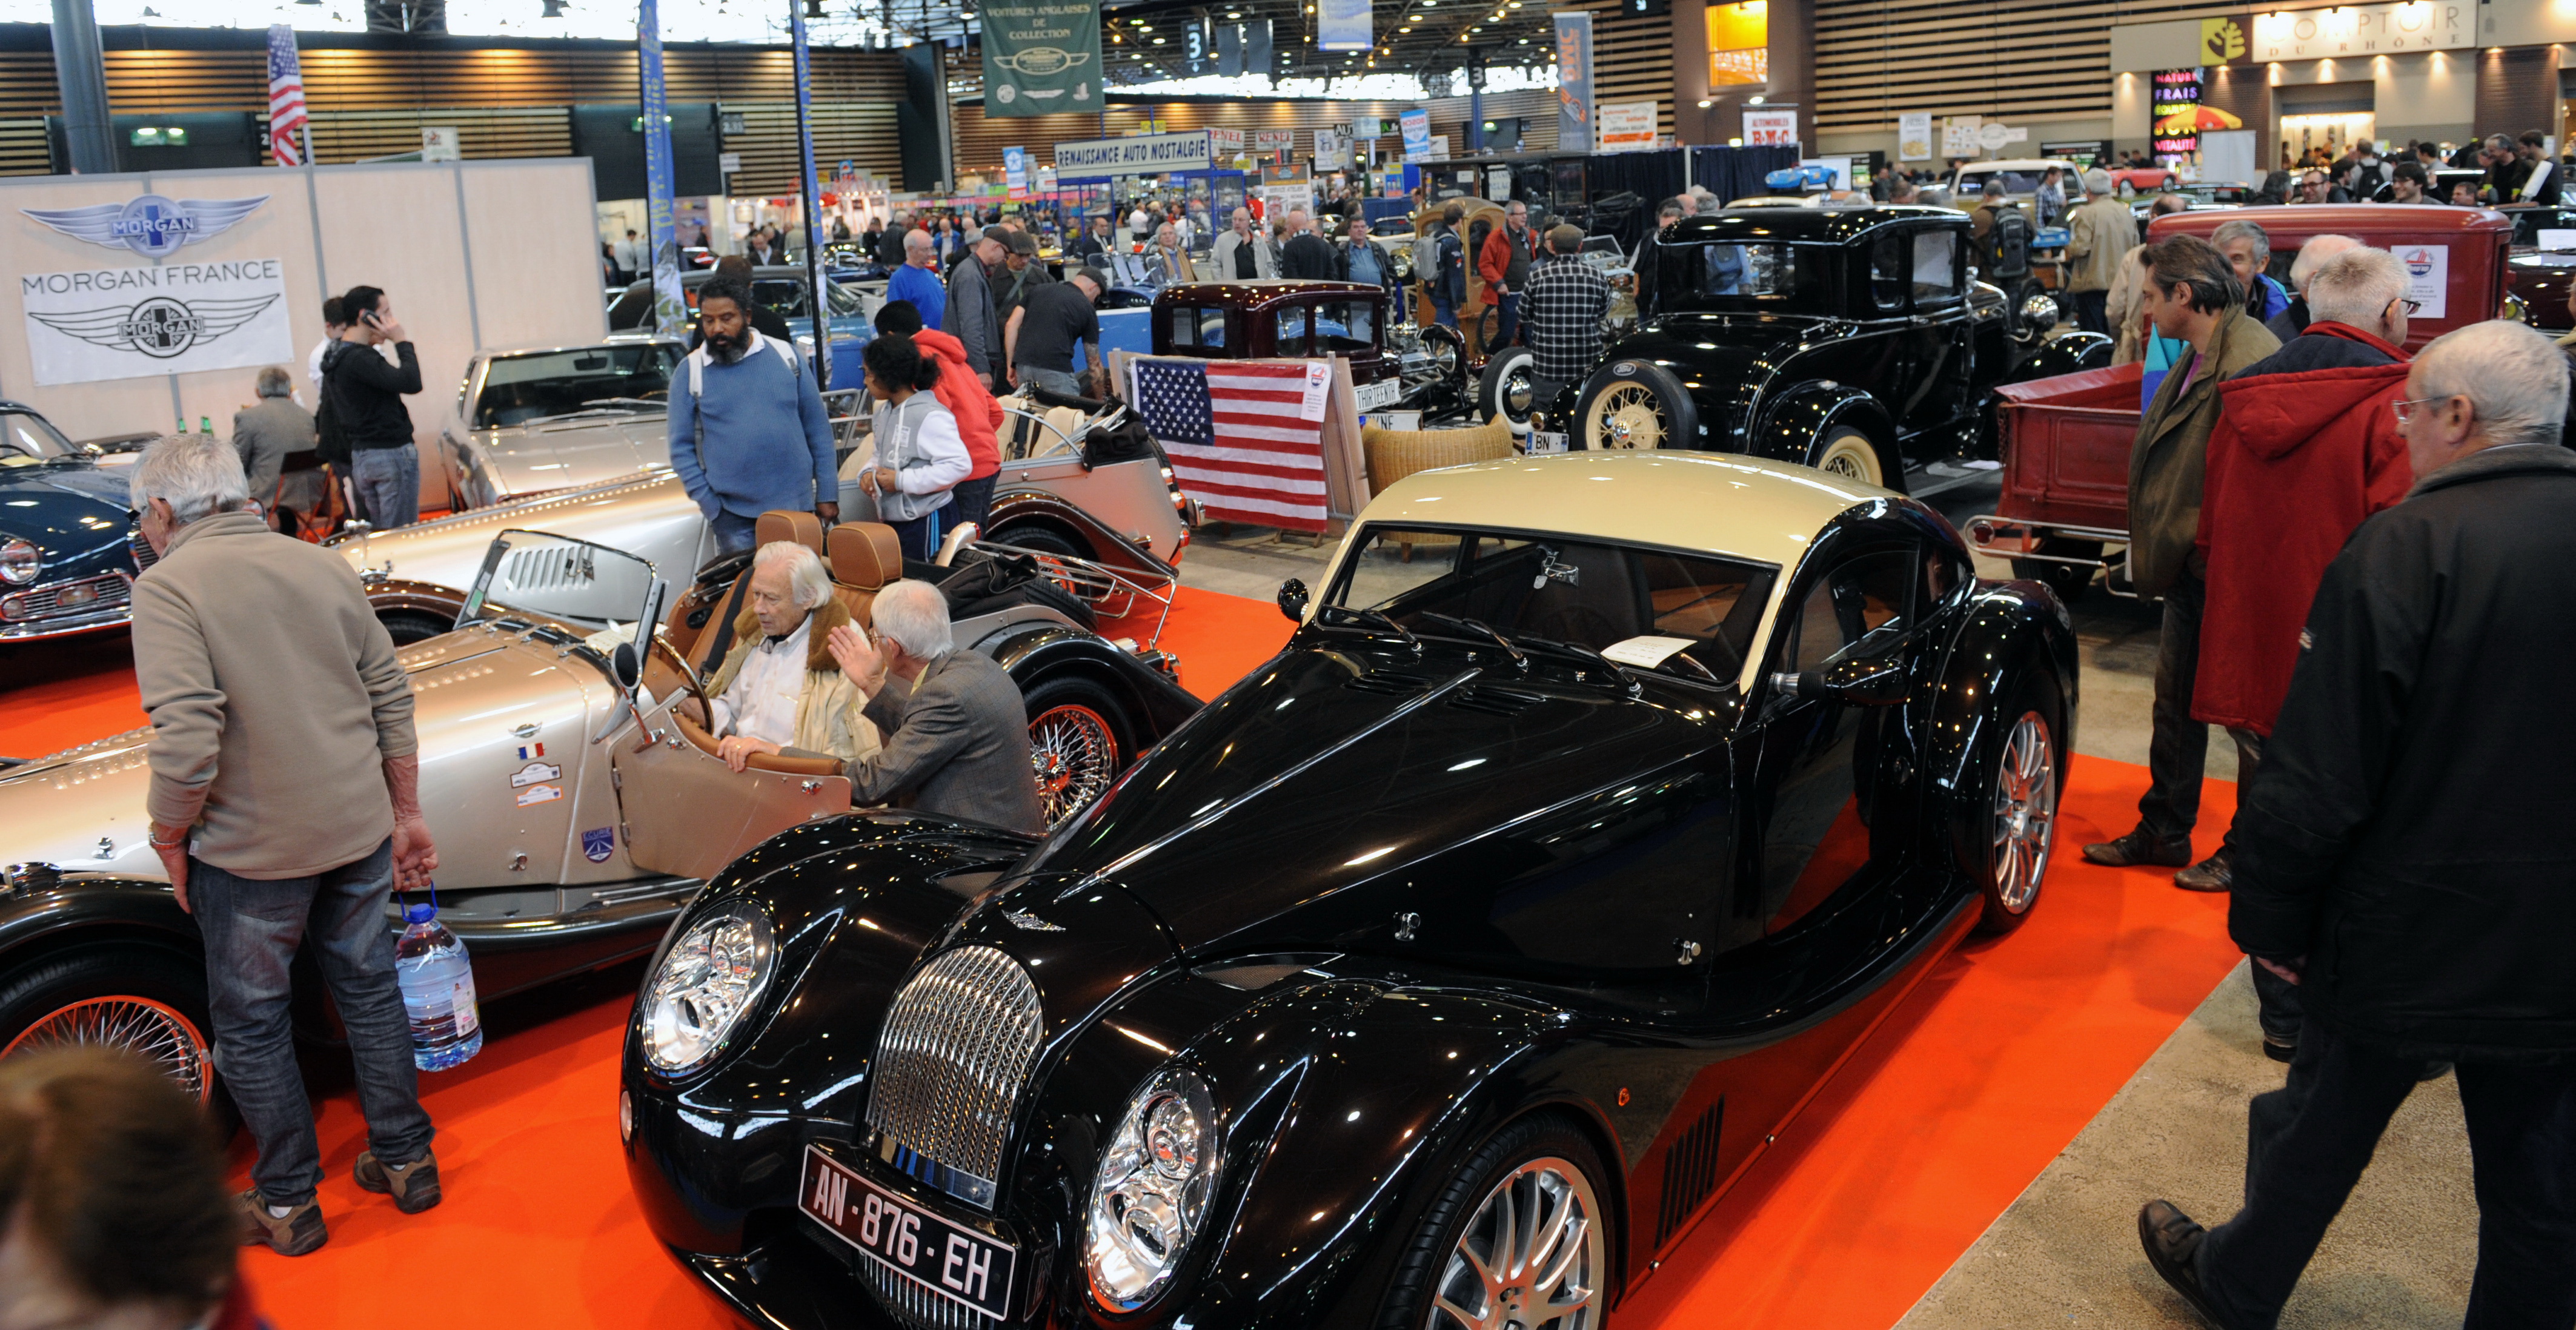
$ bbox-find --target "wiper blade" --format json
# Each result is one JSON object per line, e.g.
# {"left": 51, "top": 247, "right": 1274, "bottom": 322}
{"left": 1507, "top": 632, "right": 1641, "bottom": 693}
{"left": 1412, "top": 611, "right": 1525, "bottom": 670}
{"left": 1315, "top": 603, "right": 1420, "bottom": 654}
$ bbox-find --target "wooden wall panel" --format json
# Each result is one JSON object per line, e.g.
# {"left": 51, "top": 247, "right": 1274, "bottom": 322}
{"left": 0, "top": 117, "right": 44, "bottom": 176}
{"left": 719, "top": 100, "right": 903, "bottom": 195}
{"left": 302, "top": 107, "right": 574, "bottom": 164}
{"left": 1814, "top": 0, "right": 2232, "bottom": 134}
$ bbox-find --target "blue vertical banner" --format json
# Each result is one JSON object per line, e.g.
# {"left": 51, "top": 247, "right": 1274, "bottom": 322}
{"left": 1003, "top": 146, "right": 1030, "bottom": 199}
{"left": 1316, "top": 0, "right": 1370, "bottom": 51}
{"left": 1555, "top": 12, "right": 1593, "bottom": 153}
{"left": 639, "top": 0, "right": 686, "bottom": 335}
{"left": 791, "top": 0, "right": 829, "bottom": 388}
{"left": 1399, "top": 108, "right": 1432, "bottom": 161}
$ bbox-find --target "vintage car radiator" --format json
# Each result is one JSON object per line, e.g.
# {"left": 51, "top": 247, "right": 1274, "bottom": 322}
{"left": 865, "top": 945, "right": 1044, "bottom": 1210}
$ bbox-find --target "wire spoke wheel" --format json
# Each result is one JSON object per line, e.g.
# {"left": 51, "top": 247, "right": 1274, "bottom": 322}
{"left": 1990, "top": 709, "right": 2057, "bottom": 914}
{"left": 2, "top": 996, "right": 211, "bottom": 1103}
{"left": 1426, "top": 1156, "right": 1605, "bottom": 1330}
{"left": 1585, "top": 384, "right": 1668, "bottom": 450}
{"left": 1814, "top": 432, "right": 1882, "bottom": 486}
{"left": 1029, "top": 703, "right": 1120, "bottom": 828}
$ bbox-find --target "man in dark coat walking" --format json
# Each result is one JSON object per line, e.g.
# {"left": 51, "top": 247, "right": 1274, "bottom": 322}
{"left": 2140, "top": 319, "right": 2576, "bottom": 1330}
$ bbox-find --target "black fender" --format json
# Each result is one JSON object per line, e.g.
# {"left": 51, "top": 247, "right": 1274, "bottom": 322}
{"left": 2003, "top": 331, "right": 2113, "bottom": 385}
{"left": 981, "top": 488, "right": 1182, "bottom": 581}
{"left": 1749, "top": 380, "right": 1904, "bottom": 491}
{"left": 1922, "top": 581, "right": 2079, "bottom": 879}
{"left": 0, "top": 873, "right": 201, "bottom": 982}
{"left": 981, "top": 622, "right": 1204, "bottom": 750}
{"left": 1026, "top": 962, "right": 1616, "bottom": 1329}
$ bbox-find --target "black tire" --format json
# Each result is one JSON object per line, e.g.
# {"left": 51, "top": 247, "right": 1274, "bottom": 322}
{"left": 2010, "top": 538, "right": 2102, "bottom": 606}
{"left": 1377, "top": 1113, "right": 1615, "bottom": 1330}
{"left": 1021, "top": 673, "right": 1130, "bottom": 829}
{"left": 1476, "top": 346, "right": 1537, "bottom": 434}
{"left": 377, "top": 609, "right": 453, "bottom": 646}
{"left": 1575, "top": 359, "right": 1699, "bottom": 451}
{"left": 986, "top": 521, "right": 1086, "bottom": 561}
{"left": 1974, "top": 675, "right": 2066, "bottom": 936}
{"left": 0, "top": 945, "right": 237, "bottom": 1136}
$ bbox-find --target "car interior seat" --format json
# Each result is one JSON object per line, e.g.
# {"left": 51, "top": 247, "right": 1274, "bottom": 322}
{"left": 827, "top": 521, "right": 905, "bottom": 626}
{"left": 645, "top": 509, "right": 826, "bottom": 698}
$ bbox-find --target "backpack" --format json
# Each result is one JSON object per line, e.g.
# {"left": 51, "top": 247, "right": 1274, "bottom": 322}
{"left": 1985, "top": 205, "right": 2033, "bottom": 280}
{"left": 1411, "top": 228, "right": 1442, "bottom": 286}
{"left": 314, "top": 351, "right": 353, "bottom": 469}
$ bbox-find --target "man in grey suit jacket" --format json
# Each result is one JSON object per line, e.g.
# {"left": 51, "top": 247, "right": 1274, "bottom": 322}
{"left": 826, "top": 579, "right": 1044, "bottom": 833}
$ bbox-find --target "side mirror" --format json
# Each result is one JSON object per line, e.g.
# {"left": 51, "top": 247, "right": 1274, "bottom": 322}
{"left": 1278, "top": 577, "right": 1310, "bottom": 623}
{"left": 1770, "top": 649, "right": 1907, "bottom": 707}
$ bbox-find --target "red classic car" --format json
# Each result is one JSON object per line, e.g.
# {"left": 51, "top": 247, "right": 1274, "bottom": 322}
{"left": 1967, "top": 204, "right": 2515, "bottom": 601}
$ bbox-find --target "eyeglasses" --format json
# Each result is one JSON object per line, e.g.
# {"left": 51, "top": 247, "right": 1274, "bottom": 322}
{"left": 2390, "top": 393, "right": 2458, "bottom": 425}
{"left": 2395, "top": 298, "right": 2422, "bottom": 315}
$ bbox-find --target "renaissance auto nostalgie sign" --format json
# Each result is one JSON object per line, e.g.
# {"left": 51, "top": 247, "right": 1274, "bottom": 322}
{"left": 1053, "top": 131, "right": 1215, "bottom": 176}
{"left": 981, "top": 0, "right": 1104, "bottom": 116}
{"left": 22, "top": 257, "right": 294, "bottom": 386}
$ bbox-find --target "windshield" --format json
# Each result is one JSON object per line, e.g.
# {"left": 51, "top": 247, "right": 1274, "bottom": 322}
{"left": 0, "top": 411, "right": 76, "bottom": 466}
{"left": 1327, "top": 528, "right": 1780, "bottom": 681}
{"left": 755, "top": 276, "right": 865, "bottom": 319}
{"left": 474, "top": 343, "right": 679, "bottom": 429}
{"left": 1655, "top": 240, "right": 1833, "bottom": 309}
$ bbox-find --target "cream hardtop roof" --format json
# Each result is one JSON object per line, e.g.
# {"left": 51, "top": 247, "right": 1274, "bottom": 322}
{"left": 1353, "top": 451, "right": 1891, "bottom": 569}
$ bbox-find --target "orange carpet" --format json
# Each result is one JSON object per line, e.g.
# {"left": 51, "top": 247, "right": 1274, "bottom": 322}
{"left": 0, "top": 595, "right": 2246, "bottom": 1330}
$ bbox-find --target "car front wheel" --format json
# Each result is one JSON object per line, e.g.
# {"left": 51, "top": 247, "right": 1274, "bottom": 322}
{"left": 1811, "top": 427, "right": 1885, "bottom": 487}
{"left": 1381, "top": 1114, "right": 1613, "bottom": 1330}
{"left": 1476, "top": 346, "right": 1536, "bottom": 435}
{"left": 1977, "top": 685, "right": 2063, "bottom": 935}
{"left": 0, "top": 946, "right": 231, "bottom": 1131}
{"left": 1576, "top": 360, "right": 1698, "bottom": 451}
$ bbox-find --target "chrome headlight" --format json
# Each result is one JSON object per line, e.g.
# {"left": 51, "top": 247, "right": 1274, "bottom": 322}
{"left": 640, "top": 902, "right": 774, "bottom": 1074}
{"left": 0, "top": 538, "right": 36, "bottom": 586}
{"left": 1085, "top": 1068, "right": 1221, "bottom": 1311}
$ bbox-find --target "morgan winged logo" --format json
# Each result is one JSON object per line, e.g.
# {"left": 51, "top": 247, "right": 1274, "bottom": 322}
{"left": 30, "top": 294, "right": 282, "bottom": 359}
{"left": 21, "top": 194, "right": 270, "bottom": 258}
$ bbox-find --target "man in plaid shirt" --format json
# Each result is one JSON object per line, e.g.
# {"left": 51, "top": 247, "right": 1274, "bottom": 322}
{"left": 1521, "top": 224, "right": 1612, "bottom": 420}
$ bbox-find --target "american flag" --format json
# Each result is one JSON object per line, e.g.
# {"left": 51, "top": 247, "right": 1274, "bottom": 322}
{"left": 1132, "top": 358, "right": 1329, "bottom": 532}
{"left": 266, "top": 25, "right": 309, "bottom": 167}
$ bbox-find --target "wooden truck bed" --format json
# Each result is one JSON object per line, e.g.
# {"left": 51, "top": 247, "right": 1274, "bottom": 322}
{"left": 1967, "top": 361, "right": 2141, "bottom": 567}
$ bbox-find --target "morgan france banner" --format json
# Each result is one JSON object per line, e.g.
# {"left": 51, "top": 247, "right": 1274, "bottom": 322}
{"left": 1555, "top": 13, "right": 1593, "bottom": 153}
{"left": 1316, "top": 0, "right": 1370, "bottom": 51}
{"left": 1131, "top": 357, "right": 1329, "bottom": 532}
{"left": 982, "top": 0, "right": 1104, "bottom": 116}
{"left": 23, "top": 258, "right": 293, "bottom": 386}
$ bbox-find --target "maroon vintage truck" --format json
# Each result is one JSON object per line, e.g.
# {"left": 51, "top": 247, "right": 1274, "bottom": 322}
{"left": 1967, "top": 204, "right": 2516, "bottom": 601}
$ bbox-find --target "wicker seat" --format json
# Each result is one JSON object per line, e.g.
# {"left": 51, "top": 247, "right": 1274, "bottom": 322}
{"left": 1360, "top": 415, "right": 1516, "bottom": 560}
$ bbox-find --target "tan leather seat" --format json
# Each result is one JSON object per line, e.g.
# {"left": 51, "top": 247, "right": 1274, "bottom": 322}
{"left": 756, "top": 509, "right": 826, "bottom": 554}
{"left": 827, "top": 522, "right": 905, "bottom": 624}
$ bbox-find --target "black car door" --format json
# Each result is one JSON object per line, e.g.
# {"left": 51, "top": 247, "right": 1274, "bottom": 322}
{"left": 1897, "top": 227, "right": 1977, "bottom": 440}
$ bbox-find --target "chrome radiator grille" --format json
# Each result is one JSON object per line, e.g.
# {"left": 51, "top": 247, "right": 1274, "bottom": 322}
{"left": 865, "top": 946, "right": 1043, "bottom": 1207}
{"left": 855, "top": 1251, "right": 1002, "bottom": 1330}
{"left": 127, "top": 521, "right": 158, "bottom": 571}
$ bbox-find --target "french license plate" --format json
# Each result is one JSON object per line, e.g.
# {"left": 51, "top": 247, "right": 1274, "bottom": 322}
{"left": 1355, "top": 377, "right": 1402, "bottom": 410}
{"left": 1529, "top": 430, "right": 1570, "bottom": 455}
{"left": 800, "top": 1145, "right": 1017, "bottom": 1320}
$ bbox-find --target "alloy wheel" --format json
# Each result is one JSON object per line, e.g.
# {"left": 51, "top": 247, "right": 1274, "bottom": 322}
{"left": 1426, "top": 1156, "right": 1605, "bottom": 1330}
{"left": 1029, "top": 703, "right": 1120, "bottom": 827}
{"left": 1991, "top": 709, "right": 2057, "bottom": 913}
{"left": 1585, "top": 384, "right": 1666, "bottom": 449}
{"left": 1, "top": 996, "right": 212, "bottom": 1103}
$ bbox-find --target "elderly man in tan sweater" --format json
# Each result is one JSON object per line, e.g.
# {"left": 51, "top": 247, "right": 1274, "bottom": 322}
{"left": 130, "top": 434, "right": 442, "bottom": 1258}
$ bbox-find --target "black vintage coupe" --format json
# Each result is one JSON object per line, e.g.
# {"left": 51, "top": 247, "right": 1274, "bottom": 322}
{"left": 1564, "top": 205, "right": 2108, "bottom": 489}
{"left": 621, "top": 452, "right": 2076, "bottom": 1330}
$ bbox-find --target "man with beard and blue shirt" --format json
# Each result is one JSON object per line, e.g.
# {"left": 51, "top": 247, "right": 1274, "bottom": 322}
{"left": 666, "top": 274, "right": 838, "bottom": 555}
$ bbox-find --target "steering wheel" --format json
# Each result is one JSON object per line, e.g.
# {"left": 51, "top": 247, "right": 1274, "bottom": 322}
{"left": 649, "top": 632, "right": 714, "bottom": 727}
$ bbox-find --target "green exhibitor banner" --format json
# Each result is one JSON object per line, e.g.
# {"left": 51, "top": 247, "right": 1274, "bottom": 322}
{"left": 982, "top": 0, "right": 1104, "bottom": 117}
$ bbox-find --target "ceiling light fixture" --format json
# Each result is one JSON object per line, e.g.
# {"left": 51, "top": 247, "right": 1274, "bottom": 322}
{"left": 1695, "top": 98, "right": 1712, "bottom": 107}
{"left": 1152, "top": 35, "right": 1165, "bottom": 42}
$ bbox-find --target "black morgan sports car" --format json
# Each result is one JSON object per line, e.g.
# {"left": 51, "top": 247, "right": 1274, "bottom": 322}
{"left": 620, "top": 452, "right": 2078, "bottom": 1330}
{"left": 1561, "top": 205, "right": 2109, "bottom": 490}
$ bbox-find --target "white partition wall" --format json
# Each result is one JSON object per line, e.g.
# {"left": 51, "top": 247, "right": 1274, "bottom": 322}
{"left": 0, "top": 158, "right": 605, "bottom": 483}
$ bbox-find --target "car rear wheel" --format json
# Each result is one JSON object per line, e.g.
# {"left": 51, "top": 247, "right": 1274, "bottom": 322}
{"left": 1977, "top": 687, "right": 2063, "bottom": 935}
{"left": 377, "top": 609, "right": 453, "bottom": 646}
{"left": 1021, "top": 675, "right": 1128, "bottom": 828}
{"left": 0, "top": 947, "right": 233, "bottom": 1133}
{"left": 1811, "top": 428, "right": 1884, "bottom": 487}
{"left": 986, "top": 521, "right": 1086, "bottom": 561}
{"left": 1576, "top": 361, "right": 1697, "bottom": 451}
{"left": 1380, "top": 1114, "right": 1612, "bottom": 1330}
{"left": 1477, "top": 346, "right": 1536, "bottom": 435}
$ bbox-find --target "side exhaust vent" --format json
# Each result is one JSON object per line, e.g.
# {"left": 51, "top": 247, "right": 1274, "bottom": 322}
{"left": 1655, "top": 1097, "right": 1725, "bottom": 1250}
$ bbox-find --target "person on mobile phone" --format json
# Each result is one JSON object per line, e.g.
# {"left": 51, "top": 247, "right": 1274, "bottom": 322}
{"left": 318, "top": 286, "right": 424, "bottom": 529}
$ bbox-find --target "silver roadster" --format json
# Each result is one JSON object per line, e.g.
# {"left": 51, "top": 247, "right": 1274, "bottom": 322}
{"left": 0, "top": 514, "right": 1198, "bottom": 1116}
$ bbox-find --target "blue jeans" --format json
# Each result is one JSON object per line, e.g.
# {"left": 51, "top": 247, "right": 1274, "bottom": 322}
{"left": 949, "top": 474, "right": 995, "bottom": 529}
{"left": 1492, "top": 291, "right": 1521, "bottom": 348}
{"left": 191, "top": 838, "right": 433, "bottom": 1205}
{"left": 888, "top": 501, "right": 947, "bottom": 561}
{"left": 1017, "top": 365, "right": 1084, "bottom": 398}
{"left": 1431, "top": 290, "right": 1459, "bottom": 329}
{"left": 350, "top": 446, "right": 420, "bottom": 530}
{"left": 711, "top": 509, "right": 762, "bottom": 555}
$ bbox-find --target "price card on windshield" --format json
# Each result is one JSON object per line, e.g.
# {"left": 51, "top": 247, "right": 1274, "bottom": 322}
{"left": 1600, "top": 635, "right": 1700, "bottom": 668}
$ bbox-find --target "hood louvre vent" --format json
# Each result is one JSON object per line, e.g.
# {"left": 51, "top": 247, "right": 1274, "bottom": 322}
{"left": 1343, "top": 670, "right": 1435, "bottom": 697}
{"left": 1448, "top": 685, "right": 1547, "bottom": 716}
{"left": 1655, "top": 1097, "right": 1725, "bottom": 1251}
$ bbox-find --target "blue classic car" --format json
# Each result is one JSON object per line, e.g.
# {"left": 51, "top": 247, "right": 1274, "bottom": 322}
{"left": 0, "top": 403, "right": 147, "bottom": 641}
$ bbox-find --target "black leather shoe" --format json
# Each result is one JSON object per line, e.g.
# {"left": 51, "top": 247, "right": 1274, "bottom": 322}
{"left": 2139, "top": 1199, "right": 2231, "bottom": 1328}
{"left": 2262, "top": 1034, "right": 2296, "bottom": 1064}
{"left": 2174, "top": 850, "right": 2234, "bottom": 893}
{"left": 2419, "top": 1060, "right": 2454, "bottom": 1082}
{"left": 2083, "top": 828, "right": 2194, "bottom": 868}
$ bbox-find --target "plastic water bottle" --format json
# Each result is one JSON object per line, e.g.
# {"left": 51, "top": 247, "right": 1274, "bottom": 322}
{"left": 394, "top": 892, "right": 483, "bottom": 1071}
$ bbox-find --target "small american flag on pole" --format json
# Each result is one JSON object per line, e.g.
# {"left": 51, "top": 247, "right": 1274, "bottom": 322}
{"left": 1131, "top": 359, "right": 1330, "bottom": 532}
{"left": 266, "top": 24, "right": 309, "bottom": 167}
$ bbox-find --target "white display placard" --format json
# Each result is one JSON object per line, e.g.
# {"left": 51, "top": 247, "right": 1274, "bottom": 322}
{"left": 1743, "top": 109, "right": 1799, "bottom": 148}
{"left": 22, "top": 256, "right": 294, "bottom": 386}
{"left": 1599, "top": 101, "right": 1660, "bottom": 151}
{"left": 2394, "top": 242, "right": 2448, "bottom": 319}
{"left": 1897, "top": 112, "right": 1932, "bottom": 161}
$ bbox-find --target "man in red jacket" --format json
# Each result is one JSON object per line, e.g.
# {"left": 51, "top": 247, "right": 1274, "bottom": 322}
{"left": 877, "top": 300, "right": 1002, "bottom": 527}
{"left": 1477, "top": 200, "right": 1538, "bottom": 349}
{"left": 2189, "top": 245, "right": 2416, "bottom": 1054}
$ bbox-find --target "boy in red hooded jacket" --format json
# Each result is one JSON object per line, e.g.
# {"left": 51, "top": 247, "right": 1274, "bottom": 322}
{"left": 877, "top": 300, "right": 1002, "bottom": 526}
{"left": 2189, "top": 246, "right": 2417, "bottom": 1056}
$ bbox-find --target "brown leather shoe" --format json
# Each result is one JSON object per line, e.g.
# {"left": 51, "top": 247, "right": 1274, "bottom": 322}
{"left": 238, "top": 1188, "right": 328, "bottom": 1256}
{"left": 2140, "top": 1199, "right": 2234, "bottom": 1328}
{"left": 2174, "top": 850, "right": 2234, "bottom": 892}
{"left": 2082, "top": 828, "right": 2193, "bottom": 868}
{"left": 354, "top": 1147, "right": 442, "bottom": 1215}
